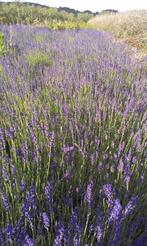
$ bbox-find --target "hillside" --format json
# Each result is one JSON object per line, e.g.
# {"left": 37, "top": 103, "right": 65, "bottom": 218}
{"left": 0, "top": 2, "right": 120, "bottom": 29}
{"left": 88, "top": 10, "right": 147, "bottom": 59}
{"left": 0, "top": 1, "right": 99, "bottom": 28}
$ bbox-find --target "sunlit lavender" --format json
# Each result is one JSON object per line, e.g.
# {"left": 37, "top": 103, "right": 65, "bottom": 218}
{"left": 0, "top": 25, "right": 147, "bottom": 245}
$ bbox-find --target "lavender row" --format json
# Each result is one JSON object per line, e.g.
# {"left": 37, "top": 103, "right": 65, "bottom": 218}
{"left": 0, "top": 25, "right": 147, "bottom": 245}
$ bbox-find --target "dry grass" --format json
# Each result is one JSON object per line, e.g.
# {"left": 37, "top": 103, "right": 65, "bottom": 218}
{"left": 88, "top": 10, "right": 147, "bottom": 59}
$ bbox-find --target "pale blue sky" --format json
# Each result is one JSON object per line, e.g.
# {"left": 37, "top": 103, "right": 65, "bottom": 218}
{"left": 2, "top": 0, "right": 147, "bottom": 12}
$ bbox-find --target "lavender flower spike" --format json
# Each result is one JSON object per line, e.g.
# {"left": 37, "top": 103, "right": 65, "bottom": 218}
{"left": 103, "top": 184, "right": 115, "bottom": 206}
{"left": 42, "top": 212, "right": 50, "bottom": 230}
{"left": 23, "top": 235, "right": 34, "bottom": 246}
{"left": 109, "top": 199, "right": 122, "bottom": 222}
{"left": 2, "top": 192, "right": 10, "bottom": 212}
{"left": 84, "top": 180, "right": 93, "bottom": 206}
{"left": 123, "top": 196, "right": 138, "bottom": 217}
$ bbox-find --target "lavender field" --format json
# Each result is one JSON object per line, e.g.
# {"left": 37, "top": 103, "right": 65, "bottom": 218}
{"left": 0, "top": 25, "right": 147, "bottom": 245}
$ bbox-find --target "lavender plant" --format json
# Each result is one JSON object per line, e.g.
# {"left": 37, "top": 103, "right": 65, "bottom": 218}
{"left": 0, "top": 25, "right": 147, "bottom": 245}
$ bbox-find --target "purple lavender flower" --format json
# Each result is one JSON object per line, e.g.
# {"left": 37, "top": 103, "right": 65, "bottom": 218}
{"left": 63, "top": 103, "right": 70, "bottom": 115}
{"left": 118, "top": 142, "right": 125, "bottom": 154}
{"left": 42, "top": 212, "right": 50, "bottom": 230}
{"left": 45, "top": 181, "right": 54, "bottom": 203}
{"left": 16, "top": 224, "right": 27, "bottom": 244}
{"left": 23, "top": 209, "right": 33, "bottom": 230}
{"left": 20, "top": 142, "right": 29, "bottom": 164}
{"left": 132, "top": 156, "right": 137, "bottom": 164}
{"left": 129, "top": 218, "right": 144, "bottom": 237}
{"left": 0, "top": 228, "right": 4, "bottom": 243}
{"left": 0, "top": 128, "right": 4, "bottom": 142}
{"left": 70, "top": 209, "right": 78, "bottom": 225}
{"left": 73, "top": 233, "right": 81, "bottom": 246}
{"left": 30, "top": 183, "right": 37, "bottom": 210}
{"left": 98, "top": 161, "right": 104, "bottom": 172}
{"left": 10, "top": 164, "right": 17, "bottom": 188}
{"left": 2, "top": 166, "right": 10, "bottom": 182}
{"left": 63, "top": 145, "right": 74, "bottom": 154}
{"left": 123, "top": 196, "right": 138, "bottom": 217}
{"left": 135, "top": 130, "right": 142, "bottom": 152}
{"left": 42, "top": 123, "right": 49, "bottom": 138}
{"left": 109, "top": 199, "right": 122, "bottom": 222}
{"left": 2, "top": 191, "right": 10, "bottom": 212}
{"left": 96, "top": 226, "right": 103, "bottom": 242}
{"left": 102, "top": 184, "right": 115, "bottom": 206}
{"left": 5, "top": 224, "right": 12, "bottom": 241}
{"left": 5, "top": 129, "right": 14, "bottom": 139}
{"left": 134, "top": 233, "right": 147, "bottom": 246}
{"left": 124, "top": 164, "right": 131, "bottom": 189}
{"left": 125, "top": 150, "right": 131, "bottom": 162}
{"left": 118, "top": 158, "right": 124, "bottom": 173}
{"left": 21, "top": 184, "right": 37, "bottom": 229}
{"left": 54, "top": 223, "right": 66, "bottom": 246}
{"left": 20, "top": 178, "right": 26, "bottom": 192}
{"left": 23, "top": 235, "right": 34, "bottom": 246}
{"left": 94, "top": 137, "right": 100, "bottom": 145}
{"left": 112, "top": 219, "right": 122, "bottom": 245}
{"left": 10, "top": 221, "right": 21, "bottom": 242}
{"left": 84, "top": 180, "right": 93, "bottom": 207}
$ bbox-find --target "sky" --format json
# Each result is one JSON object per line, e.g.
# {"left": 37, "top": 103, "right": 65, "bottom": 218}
{"left": 1, "top": 0, "right": 147, "bottom": 12}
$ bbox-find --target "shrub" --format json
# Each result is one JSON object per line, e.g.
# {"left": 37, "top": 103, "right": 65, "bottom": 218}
{"left": 27, "top": 50, "right": 53, "bottom": 68}
{"left": 0, "top": 32, "right": 6, "bottom": 56}
{"left": 35, "top": 34, "right": 45, "bottom": 44}
{"left": 50, "top": 20, "right": 87, "bottom": 30}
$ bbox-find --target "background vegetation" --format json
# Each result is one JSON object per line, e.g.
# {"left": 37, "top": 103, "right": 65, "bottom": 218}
{"left": 0, "top": 2, "right": 119, "bottom": 29}
{"left": 0, "top": 1, "right": 97, "bottom": 29}
{"left": 88, "top": 10, "right": 147, "bottom": 59}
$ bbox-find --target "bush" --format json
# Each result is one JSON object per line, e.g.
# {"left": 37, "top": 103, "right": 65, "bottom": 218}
{"left": 0, "top": 2, "right": 92, "bottom": 27}
{"left": 0, "top": 32, "right": 6, "bottom": 57}
{"left": 27, "top": 50, "right": 53, "bottom": 68}
{"left": 50, "top": 20, "right": 87, "bottom": 30}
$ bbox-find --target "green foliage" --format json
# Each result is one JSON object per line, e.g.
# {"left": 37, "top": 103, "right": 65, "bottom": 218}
{"left": 0, "top": 2, "right": 93, "bottom": 28}
{"left": 27, "top": 51, "right": 53, "bottom": 68}
{"left": 0, "top": 32, "right": 6, "bottom": 57}
{"left": 0, "top": 64, "right": 2, "bottom": 75}
{"left": 77, "top": 13, "right": 94, "bottom": 22}
{"left": 35, "top": 34, "right": 45, "bottom": 44}
{"left": 50, "top": 20, "right": 87, "bottom": 30}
